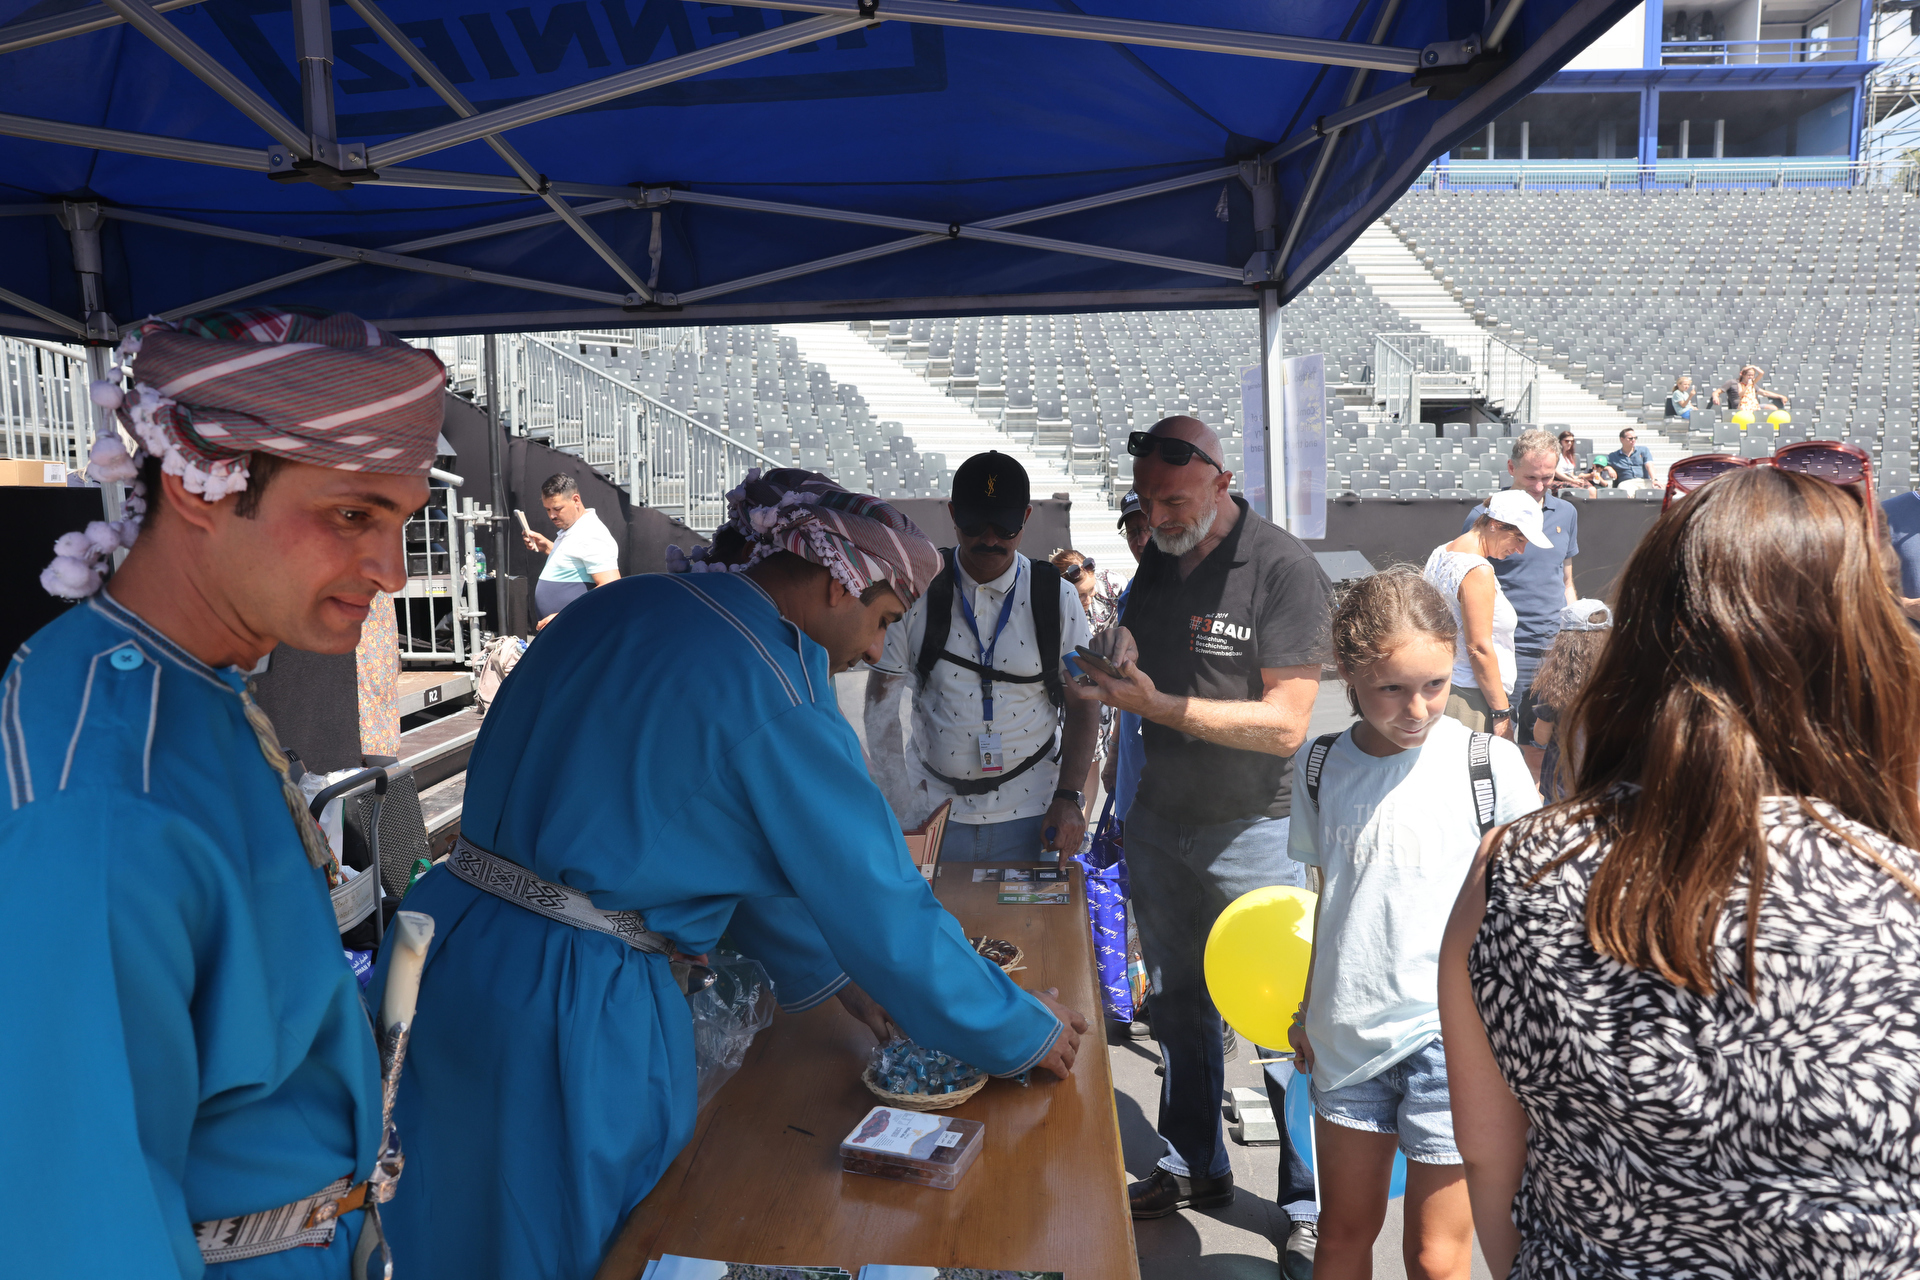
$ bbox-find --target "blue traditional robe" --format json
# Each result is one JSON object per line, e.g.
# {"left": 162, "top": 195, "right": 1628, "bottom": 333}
{"left": 0, "top": 594, "right": 383, "bottom": 1277}
{"left": 381, "top": 573, "right": 1061, "bottom": 1280}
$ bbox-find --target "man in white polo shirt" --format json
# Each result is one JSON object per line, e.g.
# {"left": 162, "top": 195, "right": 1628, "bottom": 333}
{"left": 523, "top": 473, "right": 621, "bottom": 630}
{"left": 865, "top": 452, "right": 1100, "bottom": 860}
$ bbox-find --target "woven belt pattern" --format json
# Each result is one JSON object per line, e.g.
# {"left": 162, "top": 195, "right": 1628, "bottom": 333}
{"left": 450, "top": 836, "right": 673, "bottom": 955}
{"left": 193, "top": 1176, "right": 354, "bottom": 1265}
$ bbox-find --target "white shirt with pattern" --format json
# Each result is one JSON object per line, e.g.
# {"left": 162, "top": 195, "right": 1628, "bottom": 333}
{"left": 871, "top": 552, "right": 1091, "bottom": 825}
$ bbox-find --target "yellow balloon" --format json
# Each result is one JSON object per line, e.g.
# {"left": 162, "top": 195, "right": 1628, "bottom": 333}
{"left": 1767, "top": 409, "right": 1791, "bottom": 427}
{"left": 1204, "top": 886, "right": 1317, "bottom": 1049}
{"left": 1731, "top": 410, "right": 1755, "bottom": 428}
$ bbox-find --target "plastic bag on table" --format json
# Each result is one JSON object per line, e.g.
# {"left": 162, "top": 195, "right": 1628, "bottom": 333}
{"left": 688, "top": 953, "right": 778, "bottom": 1110}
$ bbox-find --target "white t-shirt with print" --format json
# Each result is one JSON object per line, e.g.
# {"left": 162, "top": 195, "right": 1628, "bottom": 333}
{"left": 870, "top": 553, "right": 1091, "bottom": 825}
{"left": 1289, "top": 714, "right": 1538, "bottom": 1091}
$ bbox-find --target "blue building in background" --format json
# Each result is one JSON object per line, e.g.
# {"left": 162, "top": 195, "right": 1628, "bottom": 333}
{"left": 1445, "top": 0, "right": 1878, "bottom": 164}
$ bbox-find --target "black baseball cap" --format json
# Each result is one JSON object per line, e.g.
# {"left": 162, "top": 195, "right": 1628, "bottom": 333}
{"left": 950, "top": 451, "right": 1030, "bottom": 531}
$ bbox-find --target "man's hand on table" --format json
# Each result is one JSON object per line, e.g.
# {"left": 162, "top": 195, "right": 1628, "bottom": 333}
{"left": 836, "top": 982, "right": 899, "bottom": 1042}
{"left": 1042, "top": 797, "right": 1086, "bottom": 857}
{"left": 1031, "top": 986, "right": 1088, "bottom": 1080}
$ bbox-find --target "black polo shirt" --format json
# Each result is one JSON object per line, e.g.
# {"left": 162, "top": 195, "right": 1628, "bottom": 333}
{"left": 1120, "top": 497, "right": 1332, "bottom": 826}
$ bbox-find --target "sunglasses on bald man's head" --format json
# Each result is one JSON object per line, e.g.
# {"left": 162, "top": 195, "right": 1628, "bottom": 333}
{"left": 1661, "top": 440, "right": 1873, "bottom": 513}
{"left": 1127, "top": 431, "right": 1224, "bottom": 472}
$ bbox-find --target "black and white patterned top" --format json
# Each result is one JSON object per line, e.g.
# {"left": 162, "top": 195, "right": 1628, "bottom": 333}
{"left": 1471, "top": 797, "right": 1920, "bottom": 1278}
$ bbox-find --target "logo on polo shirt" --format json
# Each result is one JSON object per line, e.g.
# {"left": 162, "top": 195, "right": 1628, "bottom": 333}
{"left": 1189, "top": 612, "right": 1251, "bottom": 656}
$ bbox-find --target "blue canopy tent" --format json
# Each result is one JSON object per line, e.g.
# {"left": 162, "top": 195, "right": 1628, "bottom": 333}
{"left": 0, "top": 0, "right": 1634, "bottom": 524}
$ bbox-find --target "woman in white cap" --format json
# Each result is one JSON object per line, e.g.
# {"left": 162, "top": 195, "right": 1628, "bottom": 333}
{"left": 1421, "top": 490, "right": 1555, "bottom": 738}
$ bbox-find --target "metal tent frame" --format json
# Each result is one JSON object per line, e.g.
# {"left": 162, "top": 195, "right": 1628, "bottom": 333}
{"left": 0, "top": 0, "right": 1636, "bottom": 528}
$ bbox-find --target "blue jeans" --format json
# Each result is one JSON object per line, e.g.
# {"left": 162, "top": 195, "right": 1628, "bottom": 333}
{"left": 1126, "top": 804, "right": 1305, "bottom": 1181}
{"left": 941, "top": 814, "right": 1047, "bottom": 862}
{"left": 1512, "top": 646, "right": 1547, "bottom": 744}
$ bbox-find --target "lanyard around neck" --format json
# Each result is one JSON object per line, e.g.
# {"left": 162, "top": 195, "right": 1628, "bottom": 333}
{"left": 952, "top": 551, "right": 1021, "bottom": 725}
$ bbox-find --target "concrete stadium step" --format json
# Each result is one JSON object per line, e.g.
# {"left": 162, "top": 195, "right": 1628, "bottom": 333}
{"left": 1343, "top": 224, "right": 1679, "bottom": 484}
{"left": 777, "top": 322, "right": 1130, "bottom": 567}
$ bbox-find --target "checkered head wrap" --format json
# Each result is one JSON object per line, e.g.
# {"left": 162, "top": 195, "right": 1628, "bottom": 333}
{"left": 43, "top": 306, "right": 446, "bottom": 599}
{"left": 667, "top": 468, "right": 940, "bottom": 607}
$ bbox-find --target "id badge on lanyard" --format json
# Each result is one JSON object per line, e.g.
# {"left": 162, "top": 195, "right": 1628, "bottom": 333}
{"left": 955, "top": 558, "right": 1021, "bottom": 777}
{"left": 978, "top": 731, "right": 1004, "bottom": 773}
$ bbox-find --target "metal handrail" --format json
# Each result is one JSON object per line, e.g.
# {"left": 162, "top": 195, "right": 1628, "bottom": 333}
{"left": 519, "top": 335, "right": 776, "bottom": 533}
{"left": 1411, "top": 160, "right": 1917, "bottom": 194}
{"left": 1373, "top": 331, "right": 1537, "bottom": 428}
{"left": 1660, "top": 36, "right": 1858, "bottom": 65}
{"left": 1, "top": 334, "right": 95, "bottom": 472}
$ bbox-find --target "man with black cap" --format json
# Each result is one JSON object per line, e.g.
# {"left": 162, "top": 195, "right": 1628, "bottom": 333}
{"left": 866, "top": 451, "right": 1101, "bottom": 860}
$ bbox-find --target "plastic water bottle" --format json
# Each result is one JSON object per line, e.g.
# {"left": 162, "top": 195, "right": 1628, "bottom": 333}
{"left": 473, "top": 545, "right": 489, "bottom": 579}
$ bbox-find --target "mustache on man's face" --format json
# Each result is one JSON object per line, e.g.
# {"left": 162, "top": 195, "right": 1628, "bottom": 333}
{"left": 967, "top": 542, "right": 1010, "bottom": 555}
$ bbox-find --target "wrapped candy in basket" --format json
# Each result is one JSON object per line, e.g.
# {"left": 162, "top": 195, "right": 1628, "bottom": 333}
{"left": 861, "top": 1037, "right": 987, "bottom": 1112}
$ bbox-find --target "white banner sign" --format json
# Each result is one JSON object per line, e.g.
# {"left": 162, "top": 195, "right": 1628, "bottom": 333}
{"left": 1238, "top": 364, "right": 1268, "bottom": 517}
{"left": 1281, "top": 354, "right": 1327, "bottom": 540}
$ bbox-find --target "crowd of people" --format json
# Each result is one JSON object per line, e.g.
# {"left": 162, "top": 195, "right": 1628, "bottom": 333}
{"left": 12, "top": 304, "right": 1920, "bottom": 1280}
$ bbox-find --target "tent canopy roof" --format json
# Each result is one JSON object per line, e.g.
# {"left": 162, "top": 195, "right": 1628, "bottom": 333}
{"left": 0, "top": 0, "right": 1635, "bottom": 340}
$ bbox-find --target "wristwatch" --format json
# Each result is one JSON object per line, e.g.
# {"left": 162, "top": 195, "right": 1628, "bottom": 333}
{"left": 1487, "top": 707, "right": 1514, "bottom": 723}
{"left": 1053, "top": 788, "right": 1085, "bottom": 807}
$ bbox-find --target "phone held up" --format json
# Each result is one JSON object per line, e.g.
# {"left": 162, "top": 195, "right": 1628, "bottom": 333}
{"left": 1071, "top": 645, "right": 1125, "bottom": 682}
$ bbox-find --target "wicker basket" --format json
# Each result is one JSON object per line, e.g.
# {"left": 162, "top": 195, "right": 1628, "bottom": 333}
{"left": 970, "top": 936, "right": 1025, "bottom": 973}
{"left": 862, "top": 1065, "right": 987, "bottom": 1112}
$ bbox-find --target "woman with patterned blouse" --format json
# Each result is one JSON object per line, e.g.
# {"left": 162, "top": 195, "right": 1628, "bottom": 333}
{"left": 1438, "top": 464, "right": 1920, "bottom": 1278}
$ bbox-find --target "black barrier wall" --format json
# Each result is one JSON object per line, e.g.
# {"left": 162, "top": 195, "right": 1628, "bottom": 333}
{"left": 1302, "top": 495, "right": 1663, "bottom": 601}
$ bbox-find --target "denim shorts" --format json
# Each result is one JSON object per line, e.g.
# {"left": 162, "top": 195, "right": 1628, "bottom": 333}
{"left": 1310, "top": 1036, "right": 1461, "bottom": 1165}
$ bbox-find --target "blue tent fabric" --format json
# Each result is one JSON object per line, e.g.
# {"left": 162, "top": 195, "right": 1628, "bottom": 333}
{"left": 0, "top": 0, "right": 1637, "bottom": 336}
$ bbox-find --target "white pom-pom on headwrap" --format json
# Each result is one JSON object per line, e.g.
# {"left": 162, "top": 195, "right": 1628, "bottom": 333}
{"left": 41, "top": 555, "right": 103, "bottom": 600}
{"left": 89, "top": 379, "right": 124, "bottom": 410}
{"left": 53, "top": 531, "right": 91, "bottom": 560}
{"left": 664, "top": 544, "right": 692, "bottom": 574}
{"left": 87, "top": 431, "right": 138, "bottom": 483}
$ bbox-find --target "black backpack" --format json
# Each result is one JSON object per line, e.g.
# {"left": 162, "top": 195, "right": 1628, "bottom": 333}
{"left": 914, "top": 548, "right": 1064, "bottom": 709}
{"left": 1301, "top": 729, "right": 1498, "bottom": 835}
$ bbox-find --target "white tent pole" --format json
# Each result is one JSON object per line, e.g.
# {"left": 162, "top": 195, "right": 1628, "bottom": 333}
{"left": 98, "top": 207, "right": 639, "bottom": 306}
{"left": 339, "top": 0, "right": 659, "bottom": 303}
{"left": 0, "top": 0, "right": 205, "bottom": 57}
{"left": 730, "top": 0, "right": 1433, "bottom": 72}
{"left": 157, "top": 199, "right": 640, "bottom": 319}
{"left": 99, "top": 0, "right": 311, "bottom": 158}
{"left": 368, "top": 15, "right": 868, "bottom": 166}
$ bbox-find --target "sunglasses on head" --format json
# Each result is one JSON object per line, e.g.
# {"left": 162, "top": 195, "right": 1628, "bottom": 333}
{"left": 1661, "top": 440, "right": 1874, "bottom": 513}
{"left": 1128, "top": 432, "right": 1224, "bottom": 472}
{"left": 957, "top": 520, "right": 1023, "bottom": 539}
{"left": 1061, "top": 557, "right": 1096, "bottom": 581}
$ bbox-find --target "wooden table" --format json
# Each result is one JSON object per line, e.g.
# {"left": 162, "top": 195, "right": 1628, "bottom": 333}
{"left": 597, "top": 862, "right": 1140, "bottom": 1279}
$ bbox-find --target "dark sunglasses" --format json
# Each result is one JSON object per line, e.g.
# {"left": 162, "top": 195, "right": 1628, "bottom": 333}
{"left": 1661, "top": 440, "right": 1873, "bottom": 514}
{"left": 957, "top": 520, "right": 1023, "bottom": 539}
{"left": 1127, "top": 432, "right": 1224, "bottom": 472}
{"left": 1061, "top": 558, "right": 1096, "bottom": 581}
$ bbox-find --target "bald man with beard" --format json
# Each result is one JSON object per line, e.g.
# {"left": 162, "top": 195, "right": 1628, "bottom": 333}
{"left": 1069, "top": 417, "right": 1332, "bottom": 1259}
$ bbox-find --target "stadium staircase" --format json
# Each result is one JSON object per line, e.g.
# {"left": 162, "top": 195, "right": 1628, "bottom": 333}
{"left": 1343, "top": 223, "right": 1676, "bottom": 483}
{"left": 779, "top": 322, "right": 1131, "bottom": 566}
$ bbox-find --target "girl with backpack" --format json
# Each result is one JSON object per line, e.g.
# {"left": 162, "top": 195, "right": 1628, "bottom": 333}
{"left": 1288, "top": 567, "right": 1541, "bottom": 1280}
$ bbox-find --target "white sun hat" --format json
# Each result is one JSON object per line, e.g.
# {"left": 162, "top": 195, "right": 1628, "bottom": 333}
{"left": 1486, "top": 489, "right": 1555, "bottom": 549}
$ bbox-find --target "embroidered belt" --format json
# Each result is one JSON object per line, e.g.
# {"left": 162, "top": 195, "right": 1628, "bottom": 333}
{"left": 449, "top": 835, "right": 673, "bottom": 955}
{"left": 193, "top": 1175, "right": 382, "bottom": 1265}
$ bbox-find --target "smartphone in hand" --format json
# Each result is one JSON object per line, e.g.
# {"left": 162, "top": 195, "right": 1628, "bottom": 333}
{"left": 1072, "top": 645, "right": 1125, "bottom": 680}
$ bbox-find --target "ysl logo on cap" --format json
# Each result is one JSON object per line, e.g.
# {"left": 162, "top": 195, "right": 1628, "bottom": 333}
{"left": 986, "top": 474, "right": 997, "bottom": 497}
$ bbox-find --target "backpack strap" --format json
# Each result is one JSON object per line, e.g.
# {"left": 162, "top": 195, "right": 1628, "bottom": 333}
{"left": 913, "top": 549, "right": 958, "bottom": 692}
{"left": 914, "top": 550, "right": 1064, "bottom": 708}
{"left": 1301, "top": 732, "right": 1342, "bottom": 812}
{"left": 1468, "top": 731, "right": 1497, "bottom": 835}
{"left": 1028, "top": 558, "right": 1064, "bottom": 709}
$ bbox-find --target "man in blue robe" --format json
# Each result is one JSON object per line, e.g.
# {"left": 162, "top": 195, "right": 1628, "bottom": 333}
{"left": 0, "top": 308, "right": 447, "bottom": 1277}
{"left": 383, "top": 470, "right": 1087, "bottom": 1280}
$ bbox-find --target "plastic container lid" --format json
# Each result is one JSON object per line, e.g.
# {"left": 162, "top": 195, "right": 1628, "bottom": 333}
{"left": 839, "top": 1106, "right": 985, "bottom": 1190}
